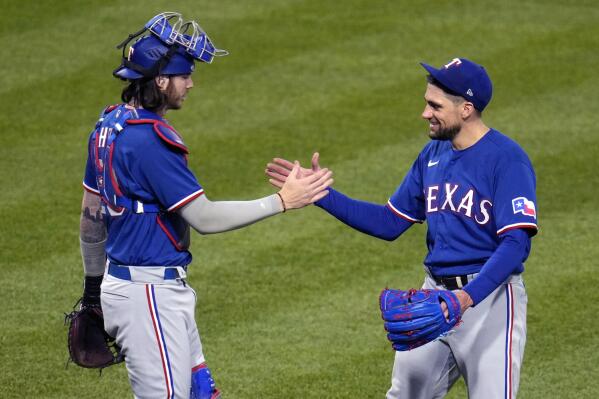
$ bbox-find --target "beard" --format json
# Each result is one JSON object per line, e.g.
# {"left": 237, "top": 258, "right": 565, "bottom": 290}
{"left": 428, "top": 123, "right": 461, "bottom": 141}
{"left": 164, "top": 82, "right": 185, "bottom": 110}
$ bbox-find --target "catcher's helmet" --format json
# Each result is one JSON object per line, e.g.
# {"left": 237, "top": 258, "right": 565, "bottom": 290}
{"left": 113, "top": 12, "right": 227, "bottom": 80}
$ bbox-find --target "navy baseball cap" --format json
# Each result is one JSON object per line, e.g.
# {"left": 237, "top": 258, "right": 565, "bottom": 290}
{"left": 420, "top": 58, "right": 493, "bottom": 111}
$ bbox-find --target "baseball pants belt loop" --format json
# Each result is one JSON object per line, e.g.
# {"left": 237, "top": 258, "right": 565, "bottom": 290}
{"left": 107, "top": 262, "right": 187, "bottom": 283}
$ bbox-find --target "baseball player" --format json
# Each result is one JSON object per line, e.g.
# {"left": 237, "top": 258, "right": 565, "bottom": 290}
{"left": 267, "top": 57, "right": 537, "bottom": 398}
{"left": 77, "top": 12, "right": 332, "bottom": 399}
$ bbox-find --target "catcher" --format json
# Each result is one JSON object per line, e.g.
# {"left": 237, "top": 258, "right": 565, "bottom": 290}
{"left": 67, "top": 11, "right": 332, "bottom": 399}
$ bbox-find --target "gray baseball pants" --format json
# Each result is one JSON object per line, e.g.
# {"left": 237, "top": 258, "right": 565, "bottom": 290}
{"left": 101, "top": 268, "right": 206, "bottom": 399}
{"left": 386, "top": 274, "right": 527, "bottom": 399}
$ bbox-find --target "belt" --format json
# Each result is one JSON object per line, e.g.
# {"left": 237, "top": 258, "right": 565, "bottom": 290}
{"left": 432, "top": 274, "right": 475, "bottom": 290}
{"left": 107, "top": 262, "right": 187, "bottom": 282}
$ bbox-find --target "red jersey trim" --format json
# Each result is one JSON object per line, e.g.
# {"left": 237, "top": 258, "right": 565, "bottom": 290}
{"left": 156, "top": 215, "right": 184, "bottom": 251}
{"left": 497, "top": 222, "right": 538, "bottom": 235}
{"left": 108, "top": 144, "right": 124, "bottom": 197}
{"left": 167, "top": 189, "right": 205, "bottom": 212}
{"left": 386, "top": 201, "right": 423, "bottom": 224}
{"left": 83, "top": 181, "right": 100, "bottom": 195}
{"left": 127, "top": 119, "right": 189, "bottom": 154}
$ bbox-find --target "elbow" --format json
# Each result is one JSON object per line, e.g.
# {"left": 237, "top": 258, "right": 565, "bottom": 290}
{"left": 381, "top": 233, "right": 400, "bottom": 242}
{"left": 191, "top": 226, "right": 210, "bottom": 235}
{"left": 365, "top": 229, "right": 400, "bottom": 242}
{"left": 379, "top": 225, "right": 404, "bottom": 241}
{"left": 361, "top": 226, "right": 402, "bottom": 241}
{"left": 190, "top": 224, "right": 231, "bottom": 235}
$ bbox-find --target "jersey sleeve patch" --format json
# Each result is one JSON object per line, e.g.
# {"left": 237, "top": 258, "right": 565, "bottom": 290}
{"left": 493, "top": 157, "right": 537, "bottom": 239}
{"left": 511, "top": 197, "right": 536, "bottom": 218}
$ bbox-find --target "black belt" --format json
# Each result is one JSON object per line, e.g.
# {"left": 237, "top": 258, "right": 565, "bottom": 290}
{"left": 432, "top": 274, "right": 472, "bottom": 290}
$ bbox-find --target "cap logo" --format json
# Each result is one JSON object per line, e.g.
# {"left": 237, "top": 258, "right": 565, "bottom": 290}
{"left": 147, "top": 48, "right": 164, "bottom": 60}
{"left": 444, "top": 58, "right": 462, "bottom": 69}
{"left": 466, "top": 89, "right": 473, "bottom": 96}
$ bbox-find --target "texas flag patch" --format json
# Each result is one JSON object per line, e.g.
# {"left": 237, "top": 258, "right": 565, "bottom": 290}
{"left": 512, "top": 197, "right": 536, "bottom": 218}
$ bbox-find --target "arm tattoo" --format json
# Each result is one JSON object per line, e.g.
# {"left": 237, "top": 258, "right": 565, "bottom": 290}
{"left": 80, "top": 193, "right": 107, "bottom": 243}
{"left": 82, "top": 207, "right": 104, "bottom": 223}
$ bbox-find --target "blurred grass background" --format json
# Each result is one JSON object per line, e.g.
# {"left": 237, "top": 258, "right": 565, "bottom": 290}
{"left": 1, "top": 0, "right": 598, "bottom": 397}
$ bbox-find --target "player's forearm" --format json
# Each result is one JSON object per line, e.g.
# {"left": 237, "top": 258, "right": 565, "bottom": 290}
{"left": 80, "top": 191, "right": 107, "bottom": 243}
{"left": 80, "top": 191, "right": 107, "bottom": 277}
{"left": 178, "top": 194, "right": 283, "bottom": 234}
{"left": 463, "top": 228, "right": 531, "bottom": 305}
{"left": 314, "top": 188, "right": 412, "bottom": 241}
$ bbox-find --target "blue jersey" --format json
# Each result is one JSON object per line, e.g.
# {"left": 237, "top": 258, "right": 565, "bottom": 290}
{"left": 387, "top": 129, "right": 537, "bottom": 277}
{"left": 83, "top": 106, "right": 204, "bottom": 266}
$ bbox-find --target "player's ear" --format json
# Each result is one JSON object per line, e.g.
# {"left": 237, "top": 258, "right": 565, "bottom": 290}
{"left": 155, "top": 75, "right": 169, "bottom": 91}
{"left": 461, "top": 101, "right": 476, "bottom": 120}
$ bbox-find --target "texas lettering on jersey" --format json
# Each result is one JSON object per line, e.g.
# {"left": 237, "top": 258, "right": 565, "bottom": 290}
{"left": 387, "top": 129, "right": 537, "bottom": 275}
{"left": 425, "top": 184, "right": 493, "bottom": 225}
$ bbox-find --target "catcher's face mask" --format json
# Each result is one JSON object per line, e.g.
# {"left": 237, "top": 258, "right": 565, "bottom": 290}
{"left": 113, "top": 12, "right": 228, "bottom": 80}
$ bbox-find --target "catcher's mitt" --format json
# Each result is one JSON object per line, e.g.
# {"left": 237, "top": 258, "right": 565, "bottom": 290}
{"left": 64, "top": 299, "right": 124, "bottom": 369}
{"left": 379, "top": 288, "right": 461, "bottom": 351}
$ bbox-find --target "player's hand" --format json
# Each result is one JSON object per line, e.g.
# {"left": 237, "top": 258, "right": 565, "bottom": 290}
{"left": 266, "top": 152, "right": 322, "bottom": 188}
{"left": 441, "top": 290, "right": 473, "bottom": 318}
{"left": 277, "top": 160, "right": 332, "bottom": 210}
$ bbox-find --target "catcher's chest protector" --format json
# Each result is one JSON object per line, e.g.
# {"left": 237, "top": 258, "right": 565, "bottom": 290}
{"left": 91, "top": 104, "right": 191, "bottom": 250}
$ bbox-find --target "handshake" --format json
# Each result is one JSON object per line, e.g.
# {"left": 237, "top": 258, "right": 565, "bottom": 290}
{"left": 265, "top": 152, "right": 332, "bottom": 211}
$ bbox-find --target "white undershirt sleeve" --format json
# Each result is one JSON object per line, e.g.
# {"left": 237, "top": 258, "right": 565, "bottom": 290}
{"left": 178, "top": 193, "right": 283, "bottom": 234}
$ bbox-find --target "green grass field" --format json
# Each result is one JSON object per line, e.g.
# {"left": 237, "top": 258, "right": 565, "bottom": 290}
{"left": 1, "top": 0, "right": 598, "bottom": 397}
